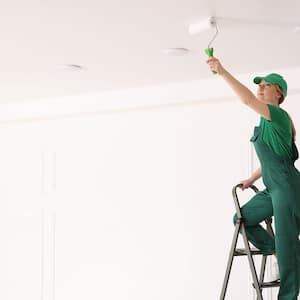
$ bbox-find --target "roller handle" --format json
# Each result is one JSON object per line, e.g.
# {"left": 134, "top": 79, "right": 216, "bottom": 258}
{"left": 205, "top": 47, "right": 217, "bottom": 75}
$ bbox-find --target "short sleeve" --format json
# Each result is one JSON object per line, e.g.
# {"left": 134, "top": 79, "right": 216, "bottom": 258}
{"left": 262, "top": 104, "right": 294, "bottom": 158}
{"left": 267, "top": 104, "right": 290, "bottom": 129}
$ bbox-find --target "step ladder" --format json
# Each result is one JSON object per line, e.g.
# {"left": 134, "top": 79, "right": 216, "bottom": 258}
{"left": 220, "top": 184, "right": 280, "bottom": 300}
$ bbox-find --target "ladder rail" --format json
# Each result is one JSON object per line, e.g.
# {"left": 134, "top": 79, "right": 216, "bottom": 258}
{"left": 220, "top": 219, "right": 241, "bottom": 298}
{"left": 240, "top": 223, "right": 263, "bottom": 300}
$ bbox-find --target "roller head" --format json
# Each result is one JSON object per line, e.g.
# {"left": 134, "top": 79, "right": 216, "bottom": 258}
{"left": 188, "top": 16, "right": 216, "bottom": 35}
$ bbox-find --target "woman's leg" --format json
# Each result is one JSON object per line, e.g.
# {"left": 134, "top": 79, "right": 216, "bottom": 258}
{"left": 233, "top": 189, "right": 275, "bottom": 255}
{"left": 272, "top": 188, "right": 300, "bottom": 300}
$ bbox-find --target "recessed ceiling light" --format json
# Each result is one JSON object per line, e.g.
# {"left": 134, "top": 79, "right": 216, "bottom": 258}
{"left": 163, "top": 48, "right": 190, "bottom": 56}
{"left": 57, "top": 64, "right": 85, "bottom": 70}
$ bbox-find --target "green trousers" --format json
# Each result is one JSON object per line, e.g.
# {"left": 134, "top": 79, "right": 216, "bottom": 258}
{"left": 233, "top": 125, "right": 300, "bottom": 300}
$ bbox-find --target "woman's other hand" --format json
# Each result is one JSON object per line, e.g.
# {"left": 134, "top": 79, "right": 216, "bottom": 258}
{"left": 240, "top": 178, "right": 255, "bottom": 191}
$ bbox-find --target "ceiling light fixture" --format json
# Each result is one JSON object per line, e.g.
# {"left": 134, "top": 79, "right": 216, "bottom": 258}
{"left": 57, "top": 64, "right": 85, "bottom": 70}
{"left": 162, "top": 48, "right": 190, "bottom": 56}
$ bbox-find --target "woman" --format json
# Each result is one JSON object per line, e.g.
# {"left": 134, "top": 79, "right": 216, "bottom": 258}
{"left": 206, "top": 57, "right": 300, "bottom": 300}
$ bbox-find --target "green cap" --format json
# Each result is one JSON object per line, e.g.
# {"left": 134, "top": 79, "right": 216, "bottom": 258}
{"left": 253, "top": 73, "right": 288, "bottom": 97}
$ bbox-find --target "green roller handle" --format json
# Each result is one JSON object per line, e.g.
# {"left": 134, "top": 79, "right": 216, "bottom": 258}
{"left": 205, "top": 47, "right": 217, "bottom": 75}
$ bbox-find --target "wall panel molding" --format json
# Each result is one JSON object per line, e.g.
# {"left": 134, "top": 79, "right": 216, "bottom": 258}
{"left": 41, "top": 151, "right": 57, "bottom": 300}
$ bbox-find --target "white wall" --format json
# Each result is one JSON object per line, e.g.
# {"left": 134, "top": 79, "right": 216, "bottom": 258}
{"left": 1, "top": 82, "right": 300, "bottom": 300}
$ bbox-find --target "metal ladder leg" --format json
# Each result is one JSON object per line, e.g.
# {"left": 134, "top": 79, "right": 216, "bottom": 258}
{"left": 240, "top": 224, "right": 263, "bottom": 300}
{"left": 219, "top": 220, "right": 265, "bottom": 300}
{"left": 257, "top": 255, "right": 267, "bottom": 300}
{"left": 219, "top": 220, "right": 241, "bottom": 300}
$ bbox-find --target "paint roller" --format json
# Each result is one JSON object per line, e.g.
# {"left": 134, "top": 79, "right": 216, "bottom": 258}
{"left": 188, "top": 16, "right": 219, "bottom": 74}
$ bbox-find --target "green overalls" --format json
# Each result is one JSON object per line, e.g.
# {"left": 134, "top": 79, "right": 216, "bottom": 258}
{"left": 233, "top": 121, "right": 300, "bottom": 299}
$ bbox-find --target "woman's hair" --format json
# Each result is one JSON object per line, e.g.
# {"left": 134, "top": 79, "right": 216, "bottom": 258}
{"left": 279, "top": 95, "right": 285, "bottom": 105}
{"left": 276, "top": 85, "right": 285, "bottom": 105}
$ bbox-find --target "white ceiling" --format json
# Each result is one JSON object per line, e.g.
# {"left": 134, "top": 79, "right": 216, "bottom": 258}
{"left": 0, "top": 0, "right": 300, "bottom": 103}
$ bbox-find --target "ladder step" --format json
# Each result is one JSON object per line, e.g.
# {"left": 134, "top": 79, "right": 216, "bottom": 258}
{"left": 234, "top": 248, "right": 265, "bottom": 256}
{"left": 252, "top": 280, "right": 280, "bottom": 289}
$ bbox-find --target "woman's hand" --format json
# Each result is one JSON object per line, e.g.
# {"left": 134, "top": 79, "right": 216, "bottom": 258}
{"left": 206, "top": 57, "right": 226, "bottom": 75}
{"left": 240, "top": 168, "right": 261, "bottom": 190}
{"left": 240, "top": 178, "right": 255, "bottom": 191}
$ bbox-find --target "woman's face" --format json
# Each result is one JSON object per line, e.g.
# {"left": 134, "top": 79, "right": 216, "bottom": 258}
{"left": 257, "top": 80, "right": 283, "bottom": 105}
